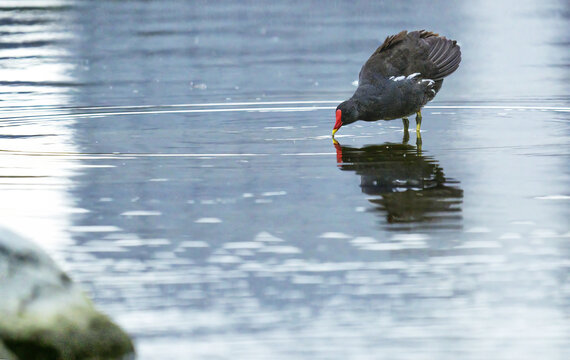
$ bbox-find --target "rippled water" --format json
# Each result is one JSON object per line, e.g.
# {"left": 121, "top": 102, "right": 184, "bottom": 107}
{"left": 1, "top": 0, "right": 569, "bottom": 359}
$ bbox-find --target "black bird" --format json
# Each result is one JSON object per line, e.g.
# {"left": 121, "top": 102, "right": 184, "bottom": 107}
{"left": 333, "top": 30, "right": 461, "bottom": 137}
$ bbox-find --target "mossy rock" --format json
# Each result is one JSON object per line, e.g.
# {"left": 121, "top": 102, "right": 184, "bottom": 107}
{"left": 0, "top": 228, "right": 135, "bottom": 360}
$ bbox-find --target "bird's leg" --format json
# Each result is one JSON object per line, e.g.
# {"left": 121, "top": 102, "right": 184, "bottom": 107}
{"left": 416, "top": 133, "right": 422, "bottom": 152}
{"left": 402, "top": 117, "right": 410, "bottom": 144}
{"left": 415, "top": 111, "right": 422, "bottom": 151}
{"left": 415, "top": 111, "right": 422, "bottom": 133}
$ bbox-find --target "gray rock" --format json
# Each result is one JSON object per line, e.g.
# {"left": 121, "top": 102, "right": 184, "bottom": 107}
{"left": 0, "top": 340, "right": 17, "bottom": 360}
{"left": 0, "top": 228, "right": 134, "bottom": 360}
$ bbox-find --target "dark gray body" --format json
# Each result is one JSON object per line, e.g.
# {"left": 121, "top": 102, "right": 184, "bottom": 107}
{"left": 352, "top": 77, "right": 440, "bottom": 121}
{"left": 337, "top": 30, "right": 461, "bottom": 125}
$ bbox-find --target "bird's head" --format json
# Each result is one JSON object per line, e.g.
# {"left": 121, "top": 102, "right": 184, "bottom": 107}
{"left": 332, "top": 100, "right": 358, "bottom": 137}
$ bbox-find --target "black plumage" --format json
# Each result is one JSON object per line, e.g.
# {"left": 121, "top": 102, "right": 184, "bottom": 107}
{"left": 333, "top": 30, "right": 461, "bottom": 135}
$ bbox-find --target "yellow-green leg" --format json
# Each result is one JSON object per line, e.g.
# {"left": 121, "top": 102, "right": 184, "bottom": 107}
{"left": 415, "top": 111, "right": 422, "bottom": 150}
{"left": 415, "top": 111, "right": 422, "bottom": 133}
{"left": 402, "top": 117, "right": 410, "bottom": 143}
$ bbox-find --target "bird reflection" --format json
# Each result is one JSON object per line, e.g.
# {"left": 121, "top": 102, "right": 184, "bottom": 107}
{"left": 334, "top": 140, "right": 463, "bottom": 228}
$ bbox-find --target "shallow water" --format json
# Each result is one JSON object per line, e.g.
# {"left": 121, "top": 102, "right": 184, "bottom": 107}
{"left": 1, "top": 0, "right": 569, "bottom": 359}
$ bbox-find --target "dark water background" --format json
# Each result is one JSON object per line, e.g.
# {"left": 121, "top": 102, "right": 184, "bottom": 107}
{"left": 1, "top": 0, "right": 569, "bottom": 358}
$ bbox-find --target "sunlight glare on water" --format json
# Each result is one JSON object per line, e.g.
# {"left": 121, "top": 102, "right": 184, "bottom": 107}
{"left": 0, "top": 0, "right": 79, "bottom": 252}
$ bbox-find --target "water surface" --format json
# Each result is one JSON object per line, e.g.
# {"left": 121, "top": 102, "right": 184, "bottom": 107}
{"left": 1, "top": 0, "right": 569, "bottom": 359}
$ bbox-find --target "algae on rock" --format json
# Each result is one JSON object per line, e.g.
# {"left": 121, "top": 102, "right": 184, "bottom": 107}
{"left": 0, "top": 228, "right": 134, "bottom": 360}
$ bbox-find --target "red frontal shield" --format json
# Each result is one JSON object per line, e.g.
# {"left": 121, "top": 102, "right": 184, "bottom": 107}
{"left": 334, "top": 109, "right": 343, "bottom": 130}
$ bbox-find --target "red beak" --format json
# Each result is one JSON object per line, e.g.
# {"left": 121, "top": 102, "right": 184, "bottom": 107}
{"left": 332, "top": 109, "right": 342, "bottom": 136}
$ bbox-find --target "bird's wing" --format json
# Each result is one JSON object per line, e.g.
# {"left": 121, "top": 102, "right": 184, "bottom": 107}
{"left": 359, "top": 30, "right": 461, "bottom": 84}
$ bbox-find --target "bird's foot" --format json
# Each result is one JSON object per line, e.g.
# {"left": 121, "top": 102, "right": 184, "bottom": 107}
{"left": 416, "top": 132, "right": 422, "bottom": 152}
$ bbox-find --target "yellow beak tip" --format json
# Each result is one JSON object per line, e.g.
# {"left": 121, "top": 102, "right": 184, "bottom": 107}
{"left": 332, "top": 129, "right": 338, "bottom": 137}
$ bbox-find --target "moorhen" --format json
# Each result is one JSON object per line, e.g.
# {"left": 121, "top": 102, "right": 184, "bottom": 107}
{"left": 332, "top": 30, "right": 461, "bottom": 137}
